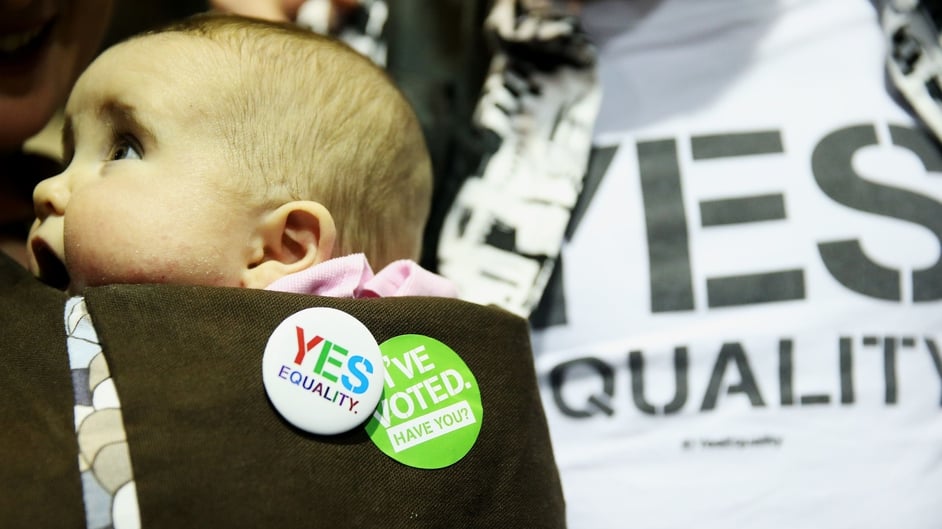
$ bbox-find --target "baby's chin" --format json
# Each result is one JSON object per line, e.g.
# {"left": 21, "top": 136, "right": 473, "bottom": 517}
{"left": 64, "top": 279, "right": 83, "bottom": 296}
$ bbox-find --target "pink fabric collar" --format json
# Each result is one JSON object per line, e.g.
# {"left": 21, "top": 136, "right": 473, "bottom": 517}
{"left": 265, "top": 253, "right": 457, "bottom": 298}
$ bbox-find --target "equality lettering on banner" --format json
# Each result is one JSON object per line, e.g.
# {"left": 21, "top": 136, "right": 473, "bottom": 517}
{"left": 546, "top": 335, "right": 942, "bottom": 419}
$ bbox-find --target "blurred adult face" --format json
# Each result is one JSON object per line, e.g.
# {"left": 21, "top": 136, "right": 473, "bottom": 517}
{"left": 0, "top": 0, "right": 114, "bottom": 151}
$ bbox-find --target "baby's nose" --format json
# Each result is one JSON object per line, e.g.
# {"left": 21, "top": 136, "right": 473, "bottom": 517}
{"left": 33, "top": 174, "right": 70, "bottom": 220}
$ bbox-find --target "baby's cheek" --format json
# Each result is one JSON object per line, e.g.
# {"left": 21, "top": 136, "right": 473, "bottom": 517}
{"left": 63, "top": 212, "right": 150, "bottom": 287}
{"left": 65, "top": 229, "right": 237, "bottom": 288}
{"left": 62, "top": 190, "right": 247, "bottom": 288}
{"left": 67, "top": 246, "right": 189, "bottom": 287}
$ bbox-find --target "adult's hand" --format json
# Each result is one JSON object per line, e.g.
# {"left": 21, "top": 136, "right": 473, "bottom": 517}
{"left": 209, "top": 0, "right": 361, "bottom": 29}
{"left": 208, "top": 0, "right": 309, "bottom": 22}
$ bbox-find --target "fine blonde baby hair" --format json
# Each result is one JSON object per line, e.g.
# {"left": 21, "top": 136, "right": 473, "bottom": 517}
{"left": 144, "top": 13, "right": 432, "bottom": 267}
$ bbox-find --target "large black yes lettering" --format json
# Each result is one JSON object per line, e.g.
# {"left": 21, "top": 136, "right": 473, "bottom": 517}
{"left": 813, "top": 124, "right": 942, "bottom": 301}
{"left": 638, "top": 139, "right": 695, "bottom": 312}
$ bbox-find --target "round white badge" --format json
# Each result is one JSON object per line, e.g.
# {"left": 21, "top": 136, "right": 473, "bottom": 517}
{"left": 262, "top": 307, "right": 385, "bottom": 435}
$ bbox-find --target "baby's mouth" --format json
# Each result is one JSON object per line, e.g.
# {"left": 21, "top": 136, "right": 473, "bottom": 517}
{"left": 31, "top": 238, "right": 69, "bottom": 291}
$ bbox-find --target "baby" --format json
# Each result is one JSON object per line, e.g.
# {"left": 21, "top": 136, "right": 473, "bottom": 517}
{"left": 27, "top": 13, "right": 454, "bottom": 298}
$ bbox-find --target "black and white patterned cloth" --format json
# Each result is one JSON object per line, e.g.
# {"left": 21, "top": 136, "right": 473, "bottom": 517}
{"left": 296, "top": 0, "right": 389, "bottom": 66}
{"left": 435, "top": 0, "right": 601, "bottom": 316}
{"left": 882, "top": 0, "right": 942, "bottom": 142}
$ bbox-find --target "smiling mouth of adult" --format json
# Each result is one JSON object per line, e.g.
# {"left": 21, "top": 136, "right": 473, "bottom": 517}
{"left": 31, "top": 238, "right": 70, "bottom": 291}
{"left": 0, "top": 18, "right": 56, "bottom": 65}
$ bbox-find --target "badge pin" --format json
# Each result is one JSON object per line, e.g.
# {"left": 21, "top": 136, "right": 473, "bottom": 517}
{"left": 262, "top": 307, "right": 385, "bottom": 435}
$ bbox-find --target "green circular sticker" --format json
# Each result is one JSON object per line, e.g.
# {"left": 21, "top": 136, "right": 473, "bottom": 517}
{"left": 365, "top": 334, "right": 483, "bottom": 469}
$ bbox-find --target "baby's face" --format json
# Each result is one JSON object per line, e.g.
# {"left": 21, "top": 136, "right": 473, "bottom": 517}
{"left": 27, "top": 35, "right": 261, "bottom": 293}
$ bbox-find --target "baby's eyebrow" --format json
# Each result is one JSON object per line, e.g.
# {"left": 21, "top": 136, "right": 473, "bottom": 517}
{"left": 98, "top": 99, "right": 137, "bottom": 121}
{"left": 98, "top": 99, "right": 157, "bottom": 146}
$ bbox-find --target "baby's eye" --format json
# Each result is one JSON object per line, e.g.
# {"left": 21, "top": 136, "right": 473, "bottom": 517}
{"left": 109, "top": 137, "right": 142, "bottom": 161}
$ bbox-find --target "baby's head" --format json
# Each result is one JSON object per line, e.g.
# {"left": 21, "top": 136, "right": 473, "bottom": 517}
{"left": 27, "top": 13, "right": 431, "bottom": 293}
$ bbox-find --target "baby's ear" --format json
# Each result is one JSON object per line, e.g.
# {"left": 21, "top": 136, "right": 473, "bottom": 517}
{"left": 241, "top": 201, "right": 336, "bottom": 289}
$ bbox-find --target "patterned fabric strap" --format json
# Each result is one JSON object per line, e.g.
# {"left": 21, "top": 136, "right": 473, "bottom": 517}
{"left": 64, "top": 296, "right": 141, "bottom": 529}
{"left": 436, "top": 0, "right": 601, "bottom": 316}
